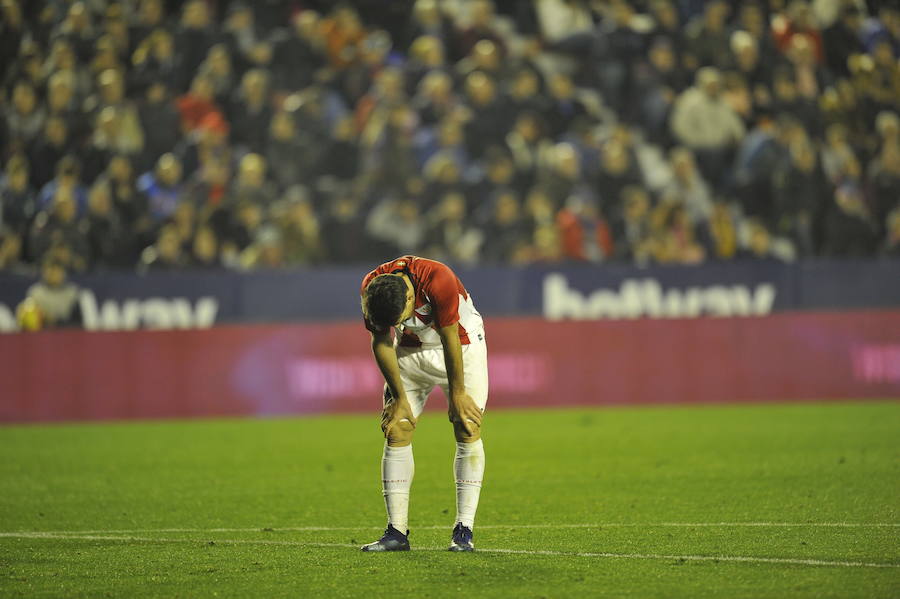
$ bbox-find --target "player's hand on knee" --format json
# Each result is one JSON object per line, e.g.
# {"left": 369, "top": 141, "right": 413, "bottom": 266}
{"left": 382, "top": 398, "right": 417, "bottom": 441}
{"left": 449, "top": 394, "right": 482, "bottom": 437}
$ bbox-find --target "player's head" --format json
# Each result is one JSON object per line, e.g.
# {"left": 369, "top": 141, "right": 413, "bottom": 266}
{"left": 363, "top": 274, "right": 414, "bottom": 328}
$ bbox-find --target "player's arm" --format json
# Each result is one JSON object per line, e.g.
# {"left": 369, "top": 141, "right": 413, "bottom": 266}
{"left": 371, "top": 328, "right": 416, "bottom": 437}
{"left": 438, "top": 322, "right": 482, "bottom": 436}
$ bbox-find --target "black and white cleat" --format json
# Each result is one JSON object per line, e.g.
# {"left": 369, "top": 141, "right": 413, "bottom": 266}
{"left": 360, "top": 524, "right": 411, "bottom": 552}
{"left": 448, "top": 523, "right": 474, "bottom": 552}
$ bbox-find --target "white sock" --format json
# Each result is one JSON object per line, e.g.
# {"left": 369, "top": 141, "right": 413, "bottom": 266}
{"left": 454, "top": 439, "right": 485, "bottom": 529}
{"left": 382, "top": 443, "right": 414, "bottom": 532}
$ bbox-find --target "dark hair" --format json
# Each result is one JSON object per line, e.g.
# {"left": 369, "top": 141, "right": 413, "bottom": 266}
{"left": 364, "top": 274, "right": 408, "bottom": 327}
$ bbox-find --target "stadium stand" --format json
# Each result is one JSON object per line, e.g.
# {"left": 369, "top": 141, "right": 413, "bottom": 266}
{"left": 0, "top": 0, "right": 899, "bottom": 277}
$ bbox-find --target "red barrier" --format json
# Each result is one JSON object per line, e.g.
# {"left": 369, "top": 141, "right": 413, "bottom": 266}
{"left": 1, "top": 312, "right": 898, "bottom": 423}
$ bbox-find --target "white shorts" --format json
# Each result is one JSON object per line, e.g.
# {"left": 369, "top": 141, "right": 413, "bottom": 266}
{"left": 384, "top": 331, "right": 489, "bottom": 419}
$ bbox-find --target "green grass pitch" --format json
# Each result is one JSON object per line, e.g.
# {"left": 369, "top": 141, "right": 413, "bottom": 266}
{"left": 1, "top": 401, "right": 898, "bottom": 598}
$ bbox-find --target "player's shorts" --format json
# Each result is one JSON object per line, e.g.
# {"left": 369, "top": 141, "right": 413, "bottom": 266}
{"left": 384, "top": 328, "right": 488, "bottom": 419}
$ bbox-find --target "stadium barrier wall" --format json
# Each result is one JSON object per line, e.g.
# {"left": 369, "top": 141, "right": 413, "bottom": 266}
{"left": 2, "top": 311, "right": 898, "bottom": 423}
{"left": 1, "top": 259, "right": 899, "bottom": 331}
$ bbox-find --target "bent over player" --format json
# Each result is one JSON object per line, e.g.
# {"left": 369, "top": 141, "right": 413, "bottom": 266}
{"left": 359, "top": 255, "right": 487, "bottom": 552}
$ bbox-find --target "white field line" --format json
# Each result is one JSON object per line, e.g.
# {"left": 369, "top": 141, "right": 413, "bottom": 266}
{"left": 1, "top": 522, "right": 898, "bottom": 536}
{"left": 1, "top": 532, "right": 897, "bottom": 569}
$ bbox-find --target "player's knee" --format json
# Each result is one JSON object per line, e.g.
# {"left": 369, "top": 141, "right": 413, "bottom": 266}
{"left": 453, "top": 420, "right": 481, "bottom": 443}
{"left": 387, "top": 418, "right": 415, "bottom": 446}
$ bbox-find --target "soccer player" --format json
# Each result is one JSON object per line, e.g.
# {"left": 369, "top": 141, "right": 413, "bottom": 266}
{"left": 359, "top": 256, "right": 487, "bottom": 552}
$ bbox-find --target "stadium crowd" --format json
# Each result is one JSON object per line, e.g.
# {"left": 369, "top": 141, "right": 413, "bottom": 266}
{"left": 1, "top": 0, "right": 900, "bottom": 280}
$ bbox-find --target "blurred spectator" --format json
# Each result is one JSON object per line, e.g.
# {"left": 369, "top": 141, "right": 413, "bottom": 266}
{"left": 730, "top": 31, "right": 772, "bottom": 116}
{"left": 404, "top": 0, "right": 456, "bottom": 52}
{"left": 480, "top": 189, "right": 530, "bottom": 263}
{"left": 662, "top": 147, "right": 713, "bottom": 225}
{"left": 274, "top": 186, "right": 323, "bottom": 266}
{"left": 670, "top": 68, "right": 745, "bottom": 189}
{"left": 272, "top": 11, "right": 325, "bottom": 92}
{"left": 613, "top": 185, "right": 653, "bottom": 263}
{"left": 91, "top": 69, "right": 144, "bottom": 154}
{"left": 225, "top": 200, "right": 265, "bottom": 256}
{"left": 771, "top": 0, "right": 825, "bottom": 63}
{"left": 321, "top": 5, "right": 366, "bottom": 69}
{"left": 177, "top": 111, "right": 232, "bottom": 177}
{"left": 462, "top": 71, "right": 508, "bottom": 160}
{"left": 594, "top": 139, "right": 641, "bottom": 214}
{"left": 534, "top": 0, "right": 594, "bottom": 43}
{"left": 543, "top": 73, "right": 588, "bottom": 140}
{"left": 185, "top": 159, "right": 231, "bottom": 222}
{"left": 24, "top": 258, "right": 82, "bottom": 328}
{"left": 140, "top": 224, "right": 187, "bottom": 271}
{"left": 5, "top": 80, "right": 45, "bottom": 148}
{"left": 29, "top": 185, "right": 89, "bottom": 270}
{"left": 198, "top": 44, "right": 234, "bottom": 105}
{"left": 222, "top": 4, "right": 260, "bottom": 75}
{"left": 867, "top": 140, "right": 900, "bottom": 233}
{"left": 137, "top": 153, "right": 183, "bottom": 221}
{"left": 823, "top": 6, "right": 865, "bottom": 78}
{"left": 240, "top": 225, "right": 285, "bottom": 269}
{"left": 683, "top": 0, "right": 732, "bottom": 70}
{"left": 456, "top": 0, "right": 506, "bottom": 60}
{"left": 773, "top": 139, "right": 825, "bottom": 255}
{"left": 103, "top": 155, "right": 148, "bottom": 239}
{"left": 424, "top": 191, "right": 483, "bottom": 264}
{"left": 319, "top": 115, "right": 360, "bottom": 181}
{"left": 138, "top": 82, "right": 181, "bottom": 169}
{"left": 176, "top": 73, "right": 223, "bottom": 134}
{"left": 131, "top": 29, "right": 181, "bottom": 94}
{"left": 539, "top": 142, "right": 582, "bottom": 208}
{"left": 862, "top": 6, "right": 900, "bottom": 55}
{"left": 506, "top": 111, "right": 551, "bottom": 192}
{"left": 0, "top": 154, "right": 35, "bottom": 234}
{"left": 470, "top": 149, "right": 515, "bottom": 210}
{"left": 190, "top": 224, "right": 221, "bottom": 268}
{"left": 859, "top": 39, "right": 900, "bottom": 116}
{"left": 557, "top": 193, "right": 614, "bottom": 262}
{"left": 883, "top": 209, "right": 900, "bottom": 257}
{"left": 703, "top": 202, "right": 739, "bottom": 261}
{"left": 822, "top": 181, "right": 879, "bottom": 256}
{"left": 648, "top": 202, "right": 706, "bottom": 265}
{"left": 634, "top": 37, "right": 687, "bottom": 145}
{"left": 506, "top": 68, "right": 550, "bottom": 120}
{"left": 320, "top": 189, "right": 369, "bottom": 263}
{"left": 366, "top": 196, "right": 425, "bottom": 256}
{"left": 0, "top": 226, "right": 30, "bottom": 274}
{"left": 738, "top": 218, "right": 791, "bottom": 262}
{"left": 0, "top": 0, "right": 25, "bottom": 84}
{"left": 340, "top": 30, "right": 393, "bottom": 106}
{"left": 129, "top": 0, "right": 166, "bottom": 52}
{"left": 406, "top": 35, "right": 447, "bottom": 98}
{"left": 821, "top": 123, "right": 859, "bottom": 186}
{"left": 37, "top": 155, "right": 88, "bottom": 215}
{"left": 44, "top": 70, "right": 83, "bottom": 143}
{"left": 170, "top": 201, "right": 197, "bottom": 252}
{"left": 229, "top": 153, "right": 276, "bottom": 208}
{"left": 411, "top": 70, "right": 458, "bottom": 127}
{"left": 29, "top": 117, "right": 72, "bottom": 189}
{"left": 85, "top": 179, "right": 126, "bottom": 269}
{"left": 228, "top": 68, "right": 272, "bottom": 153}
{"left": 55, "top": 2, "right": 96, "bottom": 63}
{"left": 174, "top": 0, "right": 216, "bottom": 91}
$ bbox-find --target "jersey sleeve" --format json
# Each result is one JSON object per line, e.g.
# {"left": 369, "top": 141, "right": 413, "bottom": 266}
{"left": 426, "top": 264, "right": 462, "bottom": 328}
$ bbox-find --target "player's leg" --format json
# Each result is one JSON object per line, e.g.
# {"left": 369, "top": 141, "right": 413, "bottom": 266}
{"left": 362, "top": 354, "right": 431, "bottom": 552}
{"left": 439, "top": 337, "right": 489, "bottom": 551}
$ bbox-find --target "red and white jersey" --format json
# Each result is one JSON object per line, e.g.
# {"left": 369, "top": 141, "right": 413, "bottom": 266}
{"left": 361, "top": 255, "right": 484, "bottom": 347}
